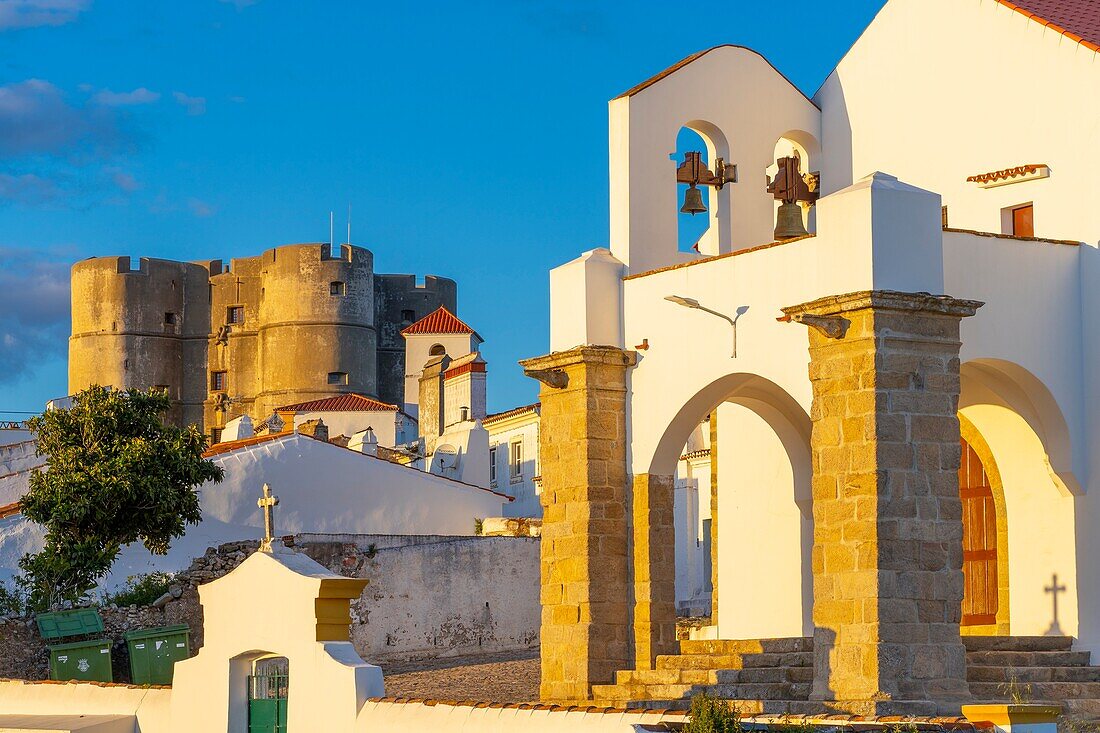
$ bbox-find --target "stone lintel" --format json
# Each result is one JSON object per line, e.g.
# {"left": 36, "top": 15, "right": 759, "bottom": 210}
{"left": 519, "top": 345, "right": 638, "bottom": 374}
{"left": 783, "top": 290, "right": 984, "bottom": 320}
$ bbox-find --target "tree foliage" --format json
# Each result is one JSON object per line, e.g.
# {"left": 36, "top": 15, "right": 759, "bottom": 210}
{"left": 684, "top": 694, "right": 742, "bottom": 733}
{"left": 19, "top": 386, "right": 223, "bottom": 609}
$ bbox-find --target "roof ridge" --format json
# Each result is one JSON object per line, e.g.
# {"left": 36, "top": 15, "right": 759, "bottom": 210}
{"left": 276, "top": 393, "right": 399, "bottom": 413}
{"left": 400, "top": 306, "right": 481, "bottom": 339}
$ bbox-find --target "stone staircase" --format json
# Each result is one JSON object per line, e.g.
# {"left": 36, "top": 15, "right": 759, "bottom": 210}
{"left": 591, "top": 636, "right": 1100, "bottom": 720}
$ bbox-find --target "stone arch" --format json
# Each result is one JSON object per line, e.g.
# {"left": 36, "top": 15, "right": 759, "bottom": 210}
{"left": 960, "top": 358, "right": 1080, "bottom": 637}
{"left": 958, "top": 414, "right": 1011, "bottom": 636}
{"left": 647, "top": 372, "right": 813, "bottom": 638}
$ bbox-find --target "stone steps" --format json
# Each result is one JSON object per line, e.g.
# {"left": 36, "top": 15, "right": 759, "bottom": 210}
{"left": 963, "top": 636, "right": 1073, "bottom": 652}
{"left": 968, "top": 665, "right": 1100, "bottom": 683}
{"left": 966, "top": 650, "right": 1093, "bottom": 668}
{"left": 969, "top": 681, "right": 1100, "bottom": 703}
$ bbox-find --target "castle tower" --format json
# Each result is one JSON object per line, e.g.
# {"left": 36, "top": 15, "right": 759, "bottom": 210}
{"left": 258, "top": 243, "right": 377, "bottom": 420}
{"left": 69, "top": 256, "right": 213, "bottom": 426}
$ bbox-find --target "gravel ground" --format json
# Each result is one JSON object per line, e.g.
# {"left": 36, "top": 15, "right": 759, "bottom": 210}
{"left": 379, "top": 649, "right": 540, "bottom": 703}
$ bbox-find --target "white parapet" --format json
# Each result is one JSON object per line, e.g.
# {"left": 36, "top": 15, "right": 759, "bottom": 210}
{"left": 549, "top": 248, "right": 625, "bottom": 352}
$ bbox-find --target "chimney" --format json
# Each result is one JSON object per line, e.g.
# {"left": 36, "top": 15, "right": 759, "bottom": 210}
{"left": 297, "top": 418, "right": 329, "bottom": 442}
{"left": 418, "top": 353, "right": 450, "bottom": 455}
{"left": 349, "top": 427, "right": 378, "bottom": 456}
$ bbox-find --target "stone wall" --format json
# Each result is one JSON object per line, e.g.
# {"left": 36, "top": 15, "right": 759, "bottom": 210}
{"left": 0, "top": 533, "right": 539, "bottom": 681}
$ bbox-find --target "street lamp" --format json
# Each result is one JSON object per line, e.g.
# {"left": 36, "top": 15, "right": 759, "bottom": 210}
{"left": 664, "top": 295, "right": 746, "bottom": 358}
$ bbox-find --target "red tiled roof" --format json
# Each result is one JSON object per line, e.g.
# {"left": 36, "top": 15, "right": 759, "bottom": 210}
{"left": 277, "top": 393, "right": 399, "bottom": 413}
{"left": 203, "top": 431, "right": 288, "bottom": 457}
{"left": 0, "top": 501, "right": 23, "bottom": 519}
{"left": 483, "top": 403, "right": 540, "bottom": 426}
{"left": 400, "top": 306, "right": 481, "bottom": 339}
{"left": 996, "top": 0, "right": 1100, "bottom": 52}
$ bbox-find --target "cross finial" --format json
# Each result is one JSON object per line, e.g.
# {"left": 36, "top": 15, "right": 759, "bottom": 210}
{"left": 257, "top": 483, "right": 280, "bottom": 553}
{"left": 1044, "top": 572, "right": 1067, "bottom": 636}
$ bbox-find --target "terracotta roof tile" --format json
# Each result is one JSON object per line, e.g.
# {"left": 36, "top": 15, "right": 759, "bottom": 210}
{"left": 0, "top": 501, "right": 21, "bottom": 519}
{"left": 400, "top": 306, "right": 481, "bottom": 339}
{"left": 483, "top": 402, "right": 540, "bottom": 426}
{"left": 203, "top": 431, "right": 289, "bottom": 457}
{"left": 276, "top": 393, "right": 399, "bottom": 413}
{"left": 996, "top": 0, "right": 1100, "bottom": 51}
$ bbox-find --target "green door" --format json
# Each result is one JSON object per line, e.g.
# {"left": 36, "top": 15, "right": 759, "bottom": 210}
{"left": 248, "top": 657, "right": 288, "bottom": 733}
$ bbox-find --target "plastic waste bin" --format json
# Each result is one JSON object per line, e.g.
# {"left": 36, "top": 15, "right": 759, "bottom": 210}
{"left": 36, "top": 608, "right": 113, "bottom": 682}
{"left": 123, "top": 624, "right": 191, "bottom": 685}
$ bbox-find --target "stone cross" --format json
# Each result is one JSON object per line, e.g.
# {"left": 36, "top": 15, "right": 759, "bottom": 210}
{"left": 1045, "top": 573, "right": 1066, "bottom": 636}
{"left": 257, "top": 483, "right": 280, "bottom": 553}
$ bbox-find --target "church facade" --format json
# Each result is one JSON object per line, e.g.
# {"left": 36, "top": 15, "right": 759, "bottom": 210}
{"left": 524, "top": 0, "right": 1100, "bottom": 716}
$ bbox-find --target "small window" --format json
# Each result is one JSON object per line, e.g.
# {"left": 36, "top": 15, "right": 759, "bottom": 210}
{"left": 510, "top": 440, "right": 523, "bottom": 480}
{"left": 328, "top": 371, "right": 348, "bottom": 385}
{"left": 164, "top": 312, "right": 176, "bottom": 325}
{"left": 211, "top": 371, "right": 227, "bottom": 391}
{"left": 227, "top": 306, "right": 244, "bottom": 324}
{"left": 401, "top": 309, "right": 415, "bottom": 323}
{"left": 489, "top": 445, "right": 498, "bottom": 485}
{"left": 429, "top": 343, "right": 446, "bottom": 357}
{"left": 330, "top": 281, "right": 346, "bottom": 296}
{"left": 1011, "top": 204, "right": 1034, "bottom": 238}
{"left": 210, "top": 427, "right": 223, "bottom": 445}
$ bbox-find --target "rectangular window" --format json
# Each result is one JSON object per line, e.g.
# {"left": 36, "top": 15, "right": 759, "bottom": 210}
{"left": 330, "top": 281, "right": 346, "bottom": 296}
{"left": 401, "top": 309, "right": 415, "bottom": 322}
{"left": 510, "top": 440, "right": 523, "bottom": 480}
{"left": 227, "top": 306, "right": 244, "bottom": 324}
{"left": 153, "top": 384, "right": 170, "bottom": 395}
{"left": 164, "top": 312, "right": 176, "bottom": 325}
{"left": 327, "top": 371, "right": 348, "bottom": 385}
{"left": 210, "top": 428, "right": 223, "bottom": 445}
{"left": 1011, "top": 204, "right": 1034, "bottom": 238}
{"left": 211, "top": 371, "right": 227, "bottom": 391}
{"left": 489, "top": 445, "right": 498, "bottom": 485}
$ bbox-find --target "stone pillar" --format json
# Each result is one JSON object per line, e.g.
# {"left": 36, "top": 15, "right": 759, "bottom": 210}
{"left": 782, "top": 290, "right": 981, "bottom": 715}
{"left": 520, "top": 346, "right": 635, "bottom": 704}
{"left": 631, "top": 473, "right": 677, "bottom": 669}
{"left": 418, "top": 354, "right": 449, "bottom": 455}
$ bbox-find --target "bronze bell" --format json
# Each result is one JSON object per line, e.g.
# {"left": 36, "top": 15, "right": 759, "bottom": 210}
{"left": 774, "top": 201, "right": 808, "bottom": 240}
{"left": 680, "top": 184, "right": 706, "bottom": 216}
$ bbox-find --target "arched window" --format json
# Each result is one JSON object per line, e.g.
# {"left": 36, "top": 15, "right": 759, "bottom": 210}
{"left": 429, "top": 344, "right": 446, "bottom": 357}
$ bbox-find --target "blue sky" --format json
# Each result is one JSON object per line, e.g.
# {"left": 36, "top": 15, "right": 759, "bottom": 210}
{"left": 0, "top": 0, "right": 886, "bottom": 417}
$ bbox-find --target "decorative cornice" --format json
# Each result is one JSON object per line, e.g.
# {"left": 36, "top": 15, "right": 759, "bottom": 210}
{"left": 966, "top": 164, "right": 1049, "bottom": 188}
{"left": 783, "top": 290, "right": 984, "bottom": 320}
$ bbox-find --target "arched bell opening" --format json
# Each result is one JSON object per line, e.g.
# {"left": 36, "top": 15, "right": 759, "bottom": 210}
{"left": 767, "top": 131, "right": 821, "bottom": 241}
{"left": 674, "top": 121, "right": 733, "bottom": 256}
{"left": 649, "top": 373, "right": 812, "bottom": 640}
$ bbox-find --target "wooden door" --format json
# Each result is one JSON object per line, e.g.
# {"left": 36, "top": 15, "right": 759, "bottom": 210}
{"left": 959, "top": 438, "right": 999, "bottom": 626}
{"left": 1012, "top": 204, "right": 1034, "bottom": 238}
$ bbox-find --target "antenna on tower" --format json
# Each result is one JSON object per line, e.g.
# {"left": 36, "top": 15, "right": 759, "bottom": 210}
{"left": 329, "top": 211, "right": 334, "bottom": 248}
{"left": 347, "top": 203, "right": 352, "bottom": 246}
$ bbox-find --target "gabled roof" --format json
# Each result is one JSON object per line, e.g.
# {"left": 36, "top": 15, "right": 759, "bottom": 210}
{"left": 400, "top": 306, "right": 482, "bottom": 340}
{"left": 997, "top": 0, "right": 1100, "bottom": 51}
{"left": 277, "top": 393, "right": 399, "bottom": 413}
{"left": 483, "top": 402, "right": 541, "bottom": 427}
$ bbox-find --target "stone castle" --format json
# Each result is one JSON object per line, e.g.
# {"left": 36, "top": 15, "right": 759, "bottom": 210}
{"left": 68, "top": 242, "right": 456, "bottom": 437}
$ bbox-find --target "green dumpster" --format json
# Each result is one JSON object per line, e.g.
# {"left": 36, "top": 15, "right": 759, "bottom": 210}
{"left": 47, "top": 638, "right": 114, "bottom": 682}
{"left": 36, "top": 608, "right": 113, "bottom": 683}
{"left": 123, "top": 624, "right": 190, "bottom": 685}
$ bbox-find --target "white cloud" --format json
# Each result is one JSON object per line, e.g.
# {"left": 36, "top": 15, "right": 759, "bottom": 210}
{"left": 0, "top": 79, "right": 124, "bottom": 157}
{"left": 0, "top": 0, "right": 90, "bottom": 30}
{"left": 0, "top": 245, "right": 71, "bottom": 381}
{"left": 91, "top": 87, "right": 159, "bottom": 106}
{"left": 173, "top": 91, "right": 206, "bottom": 116}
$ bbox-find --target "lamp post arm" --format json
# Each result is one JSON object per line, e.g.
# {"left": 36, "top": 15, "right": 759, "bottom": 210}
{"left": 695, "top": 306, "right": 738, "bottom": 358}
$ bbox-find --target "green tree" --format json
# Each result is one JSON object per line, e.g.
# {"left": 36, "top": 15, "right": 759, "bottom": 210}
{"left": 18, "top": 386, "right": 223, "bottom": 609}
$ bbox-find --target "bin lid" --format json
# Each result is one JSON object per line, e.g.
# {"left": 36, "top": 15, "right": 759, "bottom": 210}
{"left": 46, "top": 637, "right": 111, "bottom": 652}
{"left": 36, "top": 608, "right": 105, "bottom": 640}
{"left": 123, "top": 624, "right": 190, "bottom": 642}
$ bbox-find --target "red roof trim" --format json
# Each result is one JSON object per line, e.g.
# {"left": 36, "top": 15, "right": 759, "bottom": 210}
{"left": 0, "top": 502, "right": 22, "bottom": 519}
{"left": 995, "top": 0, "right": 1100, "bottom": 53}
{"left": 400, "top": 306, "right": 481, "bottom": 339}
{"left": 444, "top": 362, "right": 487, "bottom": 380}
{"left": 203, "top": 431, "right": 289, "bottom": 457}
{"left": 276, "top": 393, "right": 399, "bottom": 413}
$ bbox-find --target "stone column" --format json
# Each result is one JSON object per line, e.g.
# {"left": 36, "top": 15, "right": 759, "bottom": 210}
{"left": 631, "top": 473, "right": 677, "bottom": 669}
{"left": 782, "top": 290, "right": 981, "bottom": 715}
{"left": 520, "top": 346, "right": 635, "bottom": 704}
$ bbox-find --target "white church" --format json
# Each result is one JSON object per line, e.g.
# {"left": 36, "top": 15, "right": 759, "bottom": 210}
{"left": 523, "top": 0, "right": 1100, "bottom": 716}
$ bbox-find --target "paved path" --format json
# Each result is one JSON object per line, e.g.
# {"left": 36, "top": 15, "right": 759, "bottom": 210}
{"left": 380, "top": 650, "right": 540, "bottom": 703}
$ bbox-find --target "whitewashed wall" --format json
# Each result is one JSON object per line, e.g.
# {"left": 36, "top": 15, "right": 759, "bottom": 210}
{"left": 817, "top": 0, "right": 1100, "bottom": 246}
